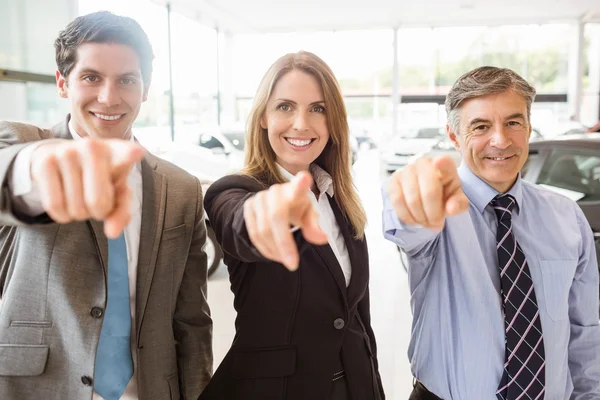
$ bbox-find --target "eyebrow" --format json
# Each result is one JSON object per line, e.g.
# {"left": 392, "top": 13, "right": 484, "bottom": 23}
{"left": 77, "top": 68, "right": 141, "bottom": 78}
{"left": 468, "top": 113, "right": 526, "bottom": 127}
{"left": 504, "top": 113, "right": 526, "bottom": 121}
{"left": 273, "top": 98, "right": 325, "bottom": 105}
{"left": 468, "top": 118, "right": 491, "bottom": 127}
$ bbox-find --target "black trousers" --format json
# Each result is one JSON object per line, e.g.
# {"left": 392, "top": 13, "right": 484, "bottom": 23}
{"left": 408, "top": 381, "right": 442, "bottom": 400}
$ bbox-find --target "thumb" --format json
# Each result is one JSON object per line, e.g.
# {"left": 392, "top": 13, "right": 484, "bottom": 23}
{"left": 300, "top": 208, "right": 328, "bottom": 245}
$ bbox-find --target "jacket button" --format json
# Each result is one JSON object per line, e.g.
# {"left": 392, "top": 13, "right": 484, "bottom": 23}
{"left": 90, "top": 307, "right": 104, "bottom": 319}
{"left": 333, "top": 318, "right": 345, "bottom": 330}
{"left": 81, "top": 375, "right": 93, "bottom": 386}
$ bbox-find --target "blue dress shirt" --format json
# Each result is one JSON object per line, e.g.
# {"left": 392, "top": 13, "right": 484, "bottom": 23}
{"left": 382, "top": 162, "right": 600, "bottom": 400}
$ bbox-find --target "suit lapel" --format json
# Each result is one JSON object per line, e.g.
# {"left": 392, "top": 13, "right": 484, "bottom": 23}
{"left": 135, "top": 153, "right": 166, "bottom": 336}
{"left": 314, "top": 241, "right": 347, "bottom": 299}
{"left": 87, "top": 220, "right": 109, "bottom": 277}
{"left": 50, "top": 114, "right": 75, "bottom": 140}
{"left": 327, "top": 196, "right": 368, "bottom": 309}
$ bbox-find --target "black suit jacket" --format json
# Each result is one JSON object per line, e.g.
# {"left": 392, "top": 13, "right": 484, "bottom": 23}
{"left": 200, "top": 174, "right": 384, "bottom": 400}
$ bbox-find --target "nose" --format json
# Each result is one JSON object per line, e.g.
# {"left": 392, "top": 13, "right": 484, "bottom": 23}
{"left": 97, "top": 82, "right": 121, "bottom": 107}
{"left": 293, "top": 111, "right": 309, "bottom": 131}
{"left": 489, "top": 125, "right": 511, "bottom": 149}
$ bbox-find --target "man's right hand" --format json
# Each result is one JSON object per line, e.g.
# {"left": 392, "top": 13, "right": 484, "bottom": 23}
{"left": 30, "top": 139, "right": 145, "bottom": 238}
{"left": 387, "top": 156, "right": 469, "bottom": 231}
{"left": 243, "top": 171, "right": 328, "bottom": 271}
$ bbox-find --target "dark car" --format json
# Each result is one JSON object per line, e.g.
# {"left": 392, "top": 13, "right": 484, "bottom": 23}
{"left": 397, "top": 133, "right": 600, "bottom": 273}
{"left": 522, "top": 134, "right": 600, "bottom": 268}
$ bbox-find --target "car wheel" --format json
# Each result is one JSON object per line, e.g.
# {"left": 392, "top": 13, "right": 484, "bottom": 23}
{"left": 206, "top": 223, "right": 222, "bottom": 277}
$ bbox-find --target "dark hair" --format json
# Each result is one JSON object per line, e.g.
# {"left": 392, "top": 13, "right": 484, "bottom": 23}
{"left": 54, "top": 11, "right": 154, "bottom": 85}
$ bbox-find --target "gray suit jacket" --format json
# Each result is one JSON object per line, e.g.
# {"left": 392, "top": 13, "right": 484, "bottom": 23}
{"left": 0, "top": 117, "right": 213, "bottom": 400}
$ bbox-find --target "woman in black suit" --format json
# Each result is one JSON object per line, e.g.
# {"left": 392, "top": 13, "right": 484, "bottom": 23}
{"left": 200, "top": 51, "right": 384, "bottom": 400}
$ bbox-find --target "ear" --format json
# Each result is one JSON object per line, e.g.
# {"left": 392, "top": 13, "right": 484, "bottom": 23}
{"left": 447, "top": 124, "right": 460, "bottom": 151}
{"left": 260, "top": 114, "right": 267, "bottom": 130}
{"left": 56, "top": 70, "right": 68, "bottom": 99}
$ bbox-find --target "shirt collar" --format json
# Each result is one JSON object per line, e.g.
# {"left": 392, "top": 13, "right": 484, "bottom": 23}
{"left": 68, "top": 119, "right": 135, "bottom": 143}
{"left": 457, "top": 161, "right": 522, "bottom": 215}
{"left": 276, "top": 163, "right": 335, "bottom": 197}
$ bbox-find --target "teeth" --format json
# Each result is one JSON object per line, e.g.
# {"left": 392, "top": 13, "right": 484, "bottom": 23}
{"left": 94, "top": 113, "right": 122, "bottom": 121}
{"left": 286, "top": 138, "right": 312, "bottom": 147}
{"left": 491, "top": 157, "right": 508, "bottom": 160}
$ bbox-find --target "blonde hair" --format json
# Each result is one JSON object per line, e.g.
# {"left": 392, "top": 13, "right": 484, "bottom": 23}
{"left": 242, "top": 51, "right": 366, "bottom": 239}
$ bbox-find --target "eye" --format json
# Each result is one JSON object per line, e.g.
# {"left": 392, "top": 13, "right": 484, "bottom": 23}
{"left": 277, "top": 103, "right": 292, "bottom": 112}
{"left": 121, "top": 78, "right": 135, "bottom": 85}
{"left": 474, "top": 125, "right": 488, "bottom": 131}
{"left": 311, "top": 105, "right": 326, "bottom": 113}
{"left": 507, "top": 121, "right": 522, "bottom": 127}
{"left": 83, "top": 75, "right": 99, "bottom": 83}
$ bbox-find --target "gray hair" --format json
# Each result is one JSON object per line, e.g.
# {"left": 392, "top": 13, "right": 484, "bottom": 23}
{"left": 445, "top": 66, "right": 536, "bottom": 134}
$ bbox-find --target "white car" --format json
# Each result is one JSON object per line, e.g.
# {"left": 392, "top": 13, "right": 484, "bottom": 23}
{"left": 198, "top": 129, "right": 246, "bottom": 174}
{"left": 380, "top": 127, "right": 445, "bottom": 174}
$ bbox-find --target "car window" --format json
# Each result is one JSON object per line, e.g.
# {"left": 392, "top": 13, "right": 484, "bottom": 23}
{"left": 416, "top": 127, "right": 445, "bottom": 139}
{"left": 199, "top": 134, "right": 224, "bottom": 150}
{"left": 521, "top": 152, "right": 539, "bottom": 178}
{"left": 536, "top": 148, "right": 600, "bottom": 202}
{"left": 222, "top": 132, "right": 245, "bottom": 151}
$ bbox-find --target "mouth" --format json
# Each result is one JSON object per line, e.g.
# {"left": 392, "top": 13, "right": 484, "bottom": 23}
{"left": 284, "top": 137, "right": 316, "bottom": 148}
{"left": 90, "top": 112, "right": 125, "bottom": 121}
{"left": 484, "top": 155, "right": 516, "bottom": 161}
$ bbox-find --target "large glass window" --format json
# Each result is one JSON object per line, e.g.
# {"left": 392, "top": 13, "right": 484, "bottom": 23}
{"left": 79, "top": 0, "right": 219, "bottom": 137}
{"left": 0, "top": 0, "right": 75, "bottom": 74}
{"left": 582, "top": 23, "right": 600, "bottom": 127}
{"left": 0, "top": 80, "right": 68, "bottom": 127}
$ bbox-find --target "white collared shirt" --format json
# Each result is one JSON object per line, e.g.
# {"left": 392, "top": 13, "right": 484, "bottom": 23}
{"left": 277, "top": 164, "right": 352, "bottom": 286}
{"left": 9, "top": 122, "right": 142, "bottom": 400}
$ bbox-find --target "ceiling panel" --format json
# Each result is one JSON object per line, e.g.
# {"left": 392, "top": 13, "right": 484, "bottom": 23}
{"left": 152, "top": 0, "right": 600, "bottom": 33}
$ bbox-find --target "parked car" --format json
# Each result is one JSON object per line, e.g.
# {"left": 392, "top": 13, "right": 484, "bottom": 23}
{"left": 380, "top": 127, "right": 446, "bottom": 174}
{"left": 198, "top": 129, "right": 246, "bottom": 175}
{"left": 522, "top": 134, "right": 600, "bottom": 269}
{"left": 397, "top": 133, "right": 600, "bottom": 274}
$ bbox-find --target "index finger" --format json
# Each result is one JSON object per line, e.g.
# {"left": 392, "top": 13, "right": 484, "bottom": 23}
{"left": 433, "top": 156, "right": 459, "bottom": 186}
{"left": 267, "top": 188, "right": 302, "bottom": 271}
{"left": 108, "top": 141, "right": 146, "bottom": 181}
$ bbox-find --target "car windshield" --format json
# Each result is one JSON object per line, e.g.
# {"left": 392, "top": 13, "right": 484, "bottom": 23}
{"left": 223, "top": 132, "right": 245, "bottom": 151}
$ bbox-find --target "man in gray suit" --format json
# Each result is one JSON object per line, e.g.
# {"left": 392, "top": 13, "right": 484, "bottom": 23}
{"left": 0, "top": 11, "right": 212, "bottom": 400}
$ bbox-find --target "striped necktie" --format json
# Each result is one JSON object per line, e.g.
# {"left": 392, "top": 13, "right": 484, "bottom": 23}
{"left": 491, "top": 194, "right": 545, "bottom": 400}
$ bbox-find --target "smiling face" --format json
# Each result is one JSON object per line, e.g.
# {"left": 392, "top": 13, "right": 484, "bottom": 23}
{"left": 449, "top": 90, "right": 532, "bottom": 193}
{"left": 56, "top": 42, "right": 148, "bottom": 139}
{"left": 260, "top": 69, "right": 329, "bottom": 175}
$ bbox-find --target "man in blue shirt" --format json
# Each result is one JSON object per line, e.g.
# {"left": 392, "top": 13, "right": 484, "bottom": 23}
{"left": 382, "top": 66, "right": 600, "bottom": 400}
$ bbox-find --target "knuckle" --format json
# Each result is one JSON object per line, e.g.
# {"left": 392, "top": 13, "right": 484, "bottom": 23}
{"left": 421, "top": 189, "right": 438, "bottom": 201}
{"left": 58, "top": 146, "right": 79, "bottom": 162}
{"left": 86, "top": 196, "right": 110, "bottom": 214}
{"left": 81, "top": 138, "right": 102, "bottom": 154}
